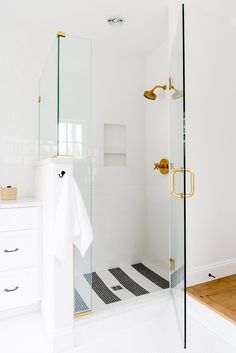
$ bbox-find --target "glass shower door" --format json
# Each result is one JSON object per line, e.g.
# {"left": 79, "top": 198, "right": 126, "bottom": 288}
{"left": 170, "top": 4, "right": 189, "bottom": 349}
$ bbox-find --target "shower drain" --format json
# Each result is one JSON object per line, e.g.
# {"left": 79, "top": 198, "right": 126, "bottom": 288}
{"left": 111, "top": 285, "right": 123, "bottom": 291}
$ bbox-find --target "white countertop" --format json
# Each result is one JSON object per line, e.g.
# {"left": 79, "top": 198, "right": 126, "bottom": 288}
{"left": 0, "top": 198, "right": 41, "bottom": 209}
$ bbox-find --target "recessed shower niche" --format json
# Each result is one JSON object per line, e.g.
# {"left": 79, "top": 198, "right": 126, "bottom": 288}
{"left": 104, "top": 123, "right": 127, "bottom": 167}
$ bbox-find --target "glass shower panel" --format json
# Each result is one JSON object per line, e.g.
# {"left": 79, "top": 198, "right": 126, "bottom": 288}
{"left": 170, "top": 5, "right": 186, "bottom": 348}
{"left": 59, "top": 35, "right": 92, "bottom": 316}
{"left": 39, "top": 42, "right": 58, "bottom": 160}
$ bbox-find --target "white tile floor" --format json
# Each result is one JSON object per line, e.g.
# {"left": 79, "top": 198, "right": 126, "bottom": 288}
{"left": 0, "top": 294, "right": 236, "bottom": 353}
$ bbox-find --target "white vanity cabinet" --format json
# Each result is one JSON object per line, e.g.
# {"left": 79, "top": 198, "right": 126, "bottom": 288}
{"left": 0, "top": 199, "right": 41, "bottom": 313}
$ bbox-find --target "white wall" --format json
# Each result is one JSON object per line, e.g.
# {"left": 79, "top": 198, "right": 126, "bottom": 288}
{"left": 185, "top": 2, "right": 236, "bottom": 282}
{"left": 0, "top": 22, "right": 55, "bottom": 197}
{"left": 91, "top": 43, "right": 146, "bottom": 270}
{"left": 91, "top": 39, "right": 171, "bottom": 272}
{"left": 143, "top": 41, "right": 170, "bottom": 273}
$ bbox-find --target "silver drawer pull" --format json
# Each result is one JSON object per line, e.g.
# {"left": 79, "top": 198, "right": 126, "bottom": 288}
{"left": 4, "top": 248, "right": 19, "bottom": 253}
{"left": 4, "top": 286, "right": 19, "bottom": 293}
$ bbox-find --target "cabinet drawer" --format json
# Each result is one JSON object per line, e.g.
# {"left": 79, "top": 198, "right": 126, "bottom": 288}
{"left": 0, "top": 230, "right": 38, "bottom": 272}
{"left": 0, "top": 207, "right": 39, "bottom": 231}
{"left": 0, "top": 268, "right": 40, "bottom": 310}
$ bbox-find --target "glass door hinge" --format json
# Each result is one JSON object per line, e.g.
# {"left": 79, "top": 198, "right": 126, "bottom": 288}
{"left": 169, "top": 258, "right": 175, "bottom": 272}
{"left": 57, "top": 31, "right": 66, "bottom": 37}
{"left": 38, "top": 96, "right": 41, "bottom": 103}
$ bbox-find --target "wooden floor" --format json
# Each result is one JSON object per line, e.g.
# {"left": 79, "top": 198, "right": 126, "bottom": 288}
{"left": 187, "top": 274, "right": 236, "bottom": 324}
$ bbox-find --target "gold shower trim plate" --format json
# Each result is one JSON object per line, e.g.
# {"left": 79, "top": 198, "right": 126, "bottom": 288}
{"left": 154, "top": 159, "right": 169, "bottom": 175}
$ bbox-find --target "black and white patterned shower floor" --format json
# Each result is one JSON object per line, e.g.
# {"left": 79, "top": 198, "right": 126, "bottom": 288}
{"left": 74, "top": 263, "right": 169, "bottom": 314}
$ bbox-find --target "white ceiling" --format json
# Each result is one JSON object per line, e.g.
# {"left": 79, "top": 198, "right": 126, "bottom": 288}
{"left": 0, "top": 0, "right": 168, "bottom": 55}
{"left": 2, "top": 0, "right": 236, "bottom": 57}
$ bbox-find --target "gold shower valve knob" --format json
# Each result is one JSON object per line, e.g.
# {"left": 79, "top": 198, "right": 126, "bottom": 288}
{"left": 154, "top": 163, "right": 159, "bottom": 170}
{"left": 153, "top": 159, "right": 169, "bottom": 175}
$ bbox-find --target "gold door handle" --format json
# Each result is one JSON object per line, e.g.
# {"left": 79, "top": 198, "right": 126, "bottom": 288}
{"left": 171, "top": 168, "right": 195, "bottom": 198}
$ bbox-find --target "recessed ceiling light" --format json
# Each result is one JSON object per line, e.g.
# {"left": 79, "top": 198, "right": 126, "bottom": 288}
{"left": 107, "top": 17, "right": 125, "bottom": 26}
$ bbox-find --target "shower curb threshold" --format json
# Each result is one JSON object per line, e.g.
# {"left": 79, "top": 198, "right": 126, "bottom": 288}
{"left": 74, "top": 288, "right": 170, "bottom": 326}
{"left": 73, "top": 289, "right": 170, "bottom": 347}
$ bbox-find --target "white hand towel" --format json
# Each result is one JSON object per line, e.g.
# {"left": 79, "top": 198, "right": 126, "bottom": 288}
{"left": 54, "top": 174, "right": 93, "bottom": 261}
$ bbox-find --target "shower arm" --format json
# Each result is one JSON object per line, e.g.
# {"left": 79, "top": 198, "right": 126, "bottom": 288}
{"left": 151, "top": 85, "right": 167, "bottom": 92}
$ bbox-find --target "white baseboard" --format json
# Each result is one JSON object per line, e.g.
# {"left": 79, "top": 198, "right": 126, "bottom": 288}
{"left": 187, "top": 258, "right": 236, "bottom": 286}
{"left": 0, "top": 301, "right": 41, "bottom": 320}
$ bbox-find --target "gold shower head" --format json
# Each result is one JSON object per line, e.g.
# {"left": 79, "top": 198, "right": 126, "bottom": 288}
{"left": 143, "top": 90, "right": 157, "bottom": 100}
{"left": 143, "top": 85, "right": 167, "bottom": 100}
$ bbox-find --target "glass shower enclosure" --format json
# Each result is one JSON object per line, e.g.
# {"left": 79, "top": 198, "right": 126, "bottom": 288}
{"left": 38, "top": 12, "right": 190, "bottom": 348}
{"left": 39, "top": 32, "right": 92, "bottom": 317}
